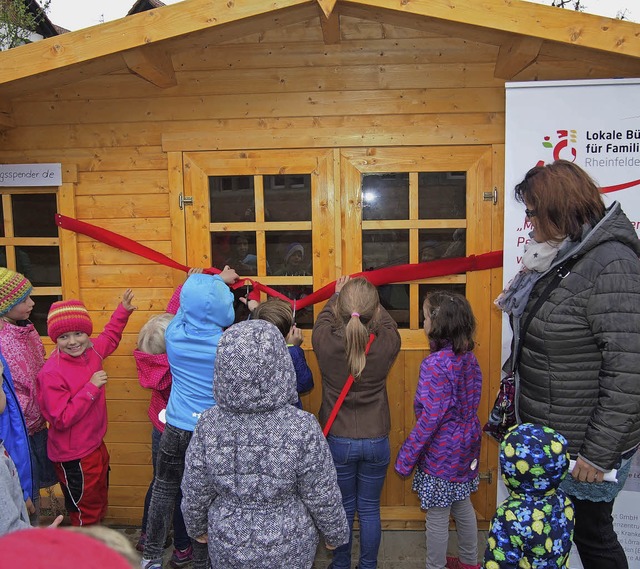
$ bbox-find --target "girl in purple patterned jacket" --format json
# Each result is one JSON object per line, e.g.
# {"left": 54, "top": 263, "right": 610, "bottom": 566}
{"left": 395, "top": 291, "right": 482, "bottom": 569}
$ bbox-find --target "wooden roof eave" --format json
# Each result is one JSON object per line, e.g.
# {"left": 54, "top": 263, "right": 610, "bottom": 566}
{"left": 0, "top": 0, "right": 314, "bottom": 87}
{"left": 342, "top": 0, "right": 640, "bottom": 59}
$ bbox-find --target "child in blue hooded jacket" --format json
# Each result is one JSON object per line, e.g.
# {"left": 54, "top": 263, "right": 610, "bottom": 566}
{"left": 484, "top": 423, "right": 575, "bottom": 569}
{"left": 141, "top": 267, "right": 238, "bottom": 569}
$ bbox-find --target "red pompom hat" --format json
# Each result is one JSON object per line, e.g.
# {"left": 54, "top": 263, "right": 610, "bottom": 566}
{"left": 47, "top": 299, "right": 93, "bottom": 342}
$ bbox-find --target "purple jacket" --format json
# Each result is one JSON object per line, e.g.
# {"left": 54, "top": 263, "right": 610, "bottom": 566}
{"left": 395, "top": 346, "right": 482, "bottom": 483}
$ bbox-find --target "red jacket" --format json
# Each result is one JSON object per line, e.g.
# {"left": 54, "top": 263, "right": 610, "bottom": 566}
{"left": 37, "top": 304, "right": 132, "bottom": 462}
{"left": 134, "top": 350, "right": 172, "bottom": 432}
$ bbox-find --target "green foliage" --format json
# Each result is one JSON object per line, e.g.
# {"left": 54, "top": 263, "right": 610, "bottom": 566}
{"left": 0, "top": 0, "right": 52, "bottom": 50}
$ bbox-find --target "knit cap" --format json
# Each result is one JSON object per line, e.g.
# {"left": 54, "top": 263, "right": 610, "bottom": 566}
{"left": 47, "top": 299, "right": 93, "bottom": 342}
{"left": 0, "top": 268, "right": 32, "bottom": 316}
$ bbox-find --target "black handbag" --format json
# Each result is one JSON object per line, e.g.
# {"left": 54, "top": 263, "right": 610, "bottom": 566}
{"left": 483, "top": 256, "right": 579, "bottom": 442}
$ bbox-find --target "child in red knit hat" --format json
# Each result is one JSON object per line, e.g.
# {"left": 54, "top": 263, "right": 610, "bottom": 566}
{"left": 37, "top": 289, "right": 136, "bottom": 526}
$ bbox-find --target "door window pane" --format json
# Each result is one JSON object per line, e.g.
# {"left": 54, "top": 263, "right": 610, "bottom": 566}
{"left": 267, "top": 231, "right": 312, "bottom": 276}
{"left": 211, "top": 231, "right": 260, "bottom": 275}
{"left": 378, "top": 284, "right": 410, "bottom": 328}
{"left": 362, "top": 173, "right": 409, "bottom": 220}
{"left": 12, "top": 194, "right": 58, "bottom": 237}
{"left": 363, "top": 230, "right": 408, "bottom": 271}
{"left": 209, "top": 176, "right": 255, "bottom": 222}
{"left": 418, "top": 172, "right": 466, "bottom": 220}
{"left": 419, "top": 228, "right": 466, "bottom": 262}
{"left": 264, "top": 175, "right": 311, "bottom": 222}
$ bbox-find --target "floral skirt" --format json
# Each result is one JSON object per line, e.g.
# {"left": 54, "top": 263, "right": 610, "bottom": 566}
{"left": 412, "top": 469, "right": 479, "bottom": 509}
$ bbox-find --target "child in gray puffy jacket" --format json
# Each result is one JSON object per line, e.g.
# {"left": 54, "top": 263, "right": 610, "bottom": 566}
{"left": 181, "top": 319, "right": 349, "bottom": 569}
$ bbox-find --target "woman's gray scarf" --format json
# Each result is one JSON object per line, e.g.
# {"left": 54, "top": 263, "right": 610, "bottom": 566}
{"left": 495, "top": 236, "right": 568, "bottom": 317}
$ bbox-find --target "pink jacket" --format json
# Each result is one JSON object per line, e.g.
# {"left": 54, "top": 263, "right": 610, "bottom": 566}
{"left": 37, "top": 304, "right": 132, "bottom": 462}
{"left": 0, "top": 321, "right": 46, "bottom": 435}
{"left": 134, "top": 350, "right": 172, "bottom": 432}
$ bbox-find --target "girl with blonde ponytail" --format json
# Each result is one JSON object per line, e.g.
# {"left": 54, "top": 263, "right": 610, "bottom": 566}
{"left": 312, "top": 275, "right": 401, "bottom": 569}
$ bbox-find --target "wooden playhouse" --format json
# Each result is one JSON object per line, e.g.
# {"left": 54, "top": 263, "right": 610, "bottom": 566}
{"left": 0, "top": 0, "right": 639, "bottom": 527}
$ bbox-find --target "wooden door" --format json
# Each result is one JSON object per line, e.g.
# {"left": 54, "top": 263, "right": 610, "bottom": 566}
{"left": 179, "top": 146, "right": 499, "bottom": 528}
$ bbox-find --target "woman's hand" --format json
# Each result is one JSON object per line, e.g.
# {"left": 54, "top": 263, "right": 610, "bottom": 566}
{"left": 195, "top": 534, "right": 209, "bottom": 544}
{"left": 325, "top": 542, "right": 337, "bottom": 550}
{"left": 122, "top": 289, "right": 137, "bottom": 312}
{"left": 571, "top": 456, "right": 605, "bottom": 483}
{"left": 335, "top": 275, "right": 350, "bottom": 294}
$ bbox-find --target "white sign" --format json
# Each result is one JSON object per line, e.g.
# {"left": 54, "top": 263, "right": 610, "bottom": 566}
{"left": 504, "top": 78, "right": 640, "bottom": 569}
{"left": 0, "top": 163, "right": 62, "bottom": 187}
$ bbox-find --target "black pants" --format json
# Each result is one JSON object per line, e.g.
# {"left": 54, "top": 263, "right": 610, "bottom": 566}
{"left": 572, "top": 497, "right": 628, "bottom": 569}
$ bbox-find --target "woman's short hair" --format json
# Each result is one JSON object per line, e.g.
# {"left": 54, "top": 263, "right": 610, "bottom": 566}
{"left": 252, "top": 298, "right": 293, "bottom": 338}
{"left": 424, "top": 291, "right": 476, "bottom": 354}
{"left": 137, "top": 313, "right": 174, "bottom": 354}
{"left": 514, "top": 160, "right": 605, "bottom": 241}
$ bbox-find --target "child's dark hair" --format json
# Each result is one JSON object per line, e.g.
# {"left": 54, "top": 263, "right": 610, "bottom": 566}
{"left": 252, "top": 298, "right": 293, "bottom": 338}
{"left": 424, "top": 291, "right": 475, "bottom": 354}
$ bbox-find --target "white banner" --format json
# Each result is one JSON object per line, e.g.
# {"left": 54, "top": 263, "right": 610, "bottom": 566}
{"left": 504, "top": 78, "right": 640, "bottom": 569}
{"left": 0, "top": 163, "right": 62, "bottom": 187}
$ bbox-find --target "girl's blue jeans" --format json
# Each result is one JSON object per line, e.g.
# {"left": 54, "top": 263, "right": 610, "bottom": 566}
{"left": 327, "top": 435, "right": 390, "bottom": 569}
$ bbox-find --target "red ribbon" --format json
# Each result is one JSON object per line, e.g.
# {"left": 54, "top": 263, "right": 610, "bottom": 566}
{"left": 56, "top": 213, "right": 504, "bottom": 309}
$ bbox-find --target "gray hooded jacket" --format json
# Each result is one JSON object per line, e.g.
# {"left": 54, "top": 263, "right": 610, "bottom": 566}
{"left": 181, "top": 320, "right": 349, "bottom": 569}
{"left": 517, "top": 201, "right": 640, "bottom": 471}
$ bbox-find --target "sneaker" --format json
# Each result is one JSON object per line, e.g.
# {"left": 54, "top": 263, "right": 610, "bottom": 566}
{"left": 169, "top": 545, "right": 193, "bottom": 569}
{"left": 141, "top": 559, "right": 162, "bottom": 569}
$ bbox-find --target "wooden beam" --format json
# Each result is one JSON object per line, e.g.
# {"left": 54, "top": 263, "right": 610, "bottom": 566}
{"left": 342, "top": 0, "right": 640, "bottom": 58}
{"left": 316, "top": 0, "right": 338, "bottom": 19}
{"left": 0, "top": 99, "right": 15, "bottom": 131}
{"left": 123, "top": 45, "right": 177, "bottom": 88}
{"left": 320, "top": 10, "right": 341, "bottom": 45}
{"left": 494, "top": 36, "right": 543, "bottom": 79}
{"left": 0, "top": 0, "right": 310, "bottom": 85}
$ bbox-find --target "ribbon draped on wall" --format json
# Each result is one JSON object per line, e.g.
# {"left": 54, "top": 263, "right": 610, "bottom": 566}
{"left": 56, "top": 213, "right": 504, "bottom": 310}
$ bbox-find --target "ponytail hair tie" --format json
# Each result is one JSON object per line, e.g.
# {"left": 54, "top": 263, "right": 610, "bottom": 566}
{"left": 351, "top": 312, "right": 360, "bottom": 318}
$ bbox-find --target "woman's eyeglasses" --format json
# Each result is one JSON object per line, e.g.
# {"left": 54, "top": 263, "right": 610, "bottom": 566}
{"left": 525, "top": 208, "right": 537, "bottom": 218}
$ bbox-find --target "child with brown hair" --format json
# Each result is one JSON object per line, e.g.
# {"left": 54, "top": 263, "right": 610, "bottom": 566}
{"left": 395, "top": 291, "right": 482, "bottom": 569}
{"left": 37, "top": 289, "right": 136, "bottom": 526}
{"left": 251, "top": 298, "right": 313, "bottom": 408}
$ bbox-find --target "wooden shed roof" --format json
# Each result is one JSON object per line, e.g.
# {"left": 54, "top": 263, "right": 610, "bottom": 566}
{"left": 0, "top": 0, "right": 638, "bottom": 101}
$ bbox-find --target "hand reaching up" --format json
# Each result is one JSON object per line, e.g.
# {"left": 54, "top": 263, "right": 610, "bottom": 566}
{"left": 121, "top": 289, "right": 137, "bottom": 312}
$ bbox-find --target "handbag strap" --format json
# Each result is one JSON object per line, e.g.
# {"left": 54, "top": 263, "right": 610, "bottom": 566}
{"left": 513, "top": 255, "right": 579, "bottom": 370}
{"left": 322, "top": 333, "right": 375, "bottom": 437}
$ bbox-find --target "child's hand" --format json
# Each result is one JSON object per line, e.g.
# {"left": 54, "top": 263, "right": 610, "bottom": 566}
{"left": 325, "top": 542, "right": 337, "bottom": 550}
{"left": 122, "top": 289, "right": 137, "bottom": 312}
{"left": 195, "top": 534, "right": 208, "bottom": 544}
{"left": 239, "top": 297, "right": 259, "bottom": 312}
{"left": 90, "top": 370, "right": 108, "bottom": 388}
{"left": 49, "top": 515, "right": 64, "bottom": 528}
{"left": 219, "top": 265, "right": 239, "bottom": 285}
{"left": 286, "top": 325, "right": 303, "bottom": 346}
{"left": 25, "top": 498, "right": 35, "bottom": 514}
{"left": 188, "top": 267, "right": 204, "bottom": 275}
{"left": 335, "top": 275, "right": 350, "bottom": 294}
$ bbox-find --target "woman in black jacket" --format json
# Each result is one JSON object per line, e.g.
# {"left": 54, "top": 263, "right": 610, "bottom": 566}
{"left": 497, "top": 160, "right": 640, "bottom": 569}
